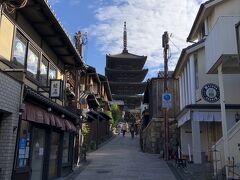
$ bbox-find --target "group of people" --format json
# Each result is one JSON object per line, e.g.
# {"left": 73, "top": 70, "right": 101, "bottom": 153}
{"left": 117, "top": 122, "right": 139, "bottom": 139}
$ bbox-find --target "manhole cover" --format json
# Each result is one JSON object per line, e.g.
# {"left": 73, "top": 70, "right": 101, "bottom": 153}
{"left": 97, "top": 170, "right": 110, "bottom": 174}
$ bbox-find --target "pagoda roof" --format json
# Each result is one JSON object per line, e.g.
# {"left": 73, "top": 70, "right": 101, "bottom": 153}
{"left": 106, "top": 53, "right": 147, "bottom": 70}
{"left": 112, "top": 94, "right": 143, "bottom": 108}
{"left": 109, "top": 82, "right": 147, "bottom": 95}
{"left": 107, "top": 51, "right": 147, "bottom": 60}
{"left": 112, "top": 94, "right": 143, "bottom": 99}
{"left": 105, "top": 68, "right": 148, "bottom": 82}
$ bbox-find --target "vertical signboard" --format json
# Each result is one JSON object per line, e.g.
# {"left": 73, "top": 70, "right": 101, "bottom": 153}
{"left": 50, "top": 79, "right": 63, "bottom": 99}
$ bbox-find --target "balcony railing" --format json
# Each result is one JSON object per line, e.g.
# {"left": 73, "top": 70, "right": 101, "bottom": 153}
{"left": 205, "top": 16, "right": 240, "bottom": 73}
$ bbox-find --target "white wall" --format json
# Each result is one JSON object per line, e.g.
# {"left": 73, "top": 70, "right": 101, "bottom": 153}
{"left": 180, "top": 122, "right": 192, "bottom": 155}
{"left": 206, "top": 0, "right": 240, "bottom": 33}
{"left": 195, "top": 48, "right": 219, "bottom": 104}
{"left": 194, "top": 48, "right": 240, "bottom": 105}
{"left": 224, "top": 75, "right": 240, "bottom": 104}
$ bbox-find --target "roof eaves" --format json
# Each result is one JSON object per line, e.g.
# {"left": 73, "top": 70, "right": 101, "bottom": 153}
{"left": 187, "top": 0, "right": 219, "bottom": 42}
{"left": 38, "top": 0, "right": 84, "bottom": 66}
{"left": 173, "top": 39, "right": 205, "bottom": 77}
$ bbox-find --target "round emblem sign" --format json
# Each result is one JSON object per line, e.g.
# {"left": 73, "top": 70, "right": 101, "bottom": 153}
{"left": 201, "top": 83, "right": 220, "bottom": 103}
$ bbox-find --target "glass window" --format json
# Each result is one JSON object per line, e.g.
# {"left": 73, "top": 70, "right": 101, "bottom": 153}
{"left": 12, "top": 32, "right": 27, "bottom": 67}
{"left": 27, "top": 45, "right": 39, "bottom": 78}
{"left": 39, "top": 57, "right": 49, "bottom": 86}
{"left": 49, "top": 64, "right": 57, "bottom": 80}
{"left": 62, "top": 132, "right": 70, "bottom": 164}
{"left": 17, "top": 120, "right": 31, "bottom": 168}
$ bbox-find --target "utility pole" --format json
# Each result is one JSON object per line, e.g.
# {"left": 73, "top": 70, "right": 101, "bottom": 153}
{"left": 162, "top": 31, "right": 169, "bottom": 161}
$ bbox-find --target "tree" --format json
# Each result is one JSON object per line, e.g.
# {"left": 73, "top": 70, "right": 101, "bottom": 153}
{"left": 108, "top": 104, "right": 121, "bottom": 127}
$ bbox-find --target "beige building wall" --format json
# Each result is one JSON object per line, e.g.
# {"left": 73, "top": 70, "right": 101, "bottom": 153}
{"left": 0, "top": 15, "right": 14, "bottom": 61}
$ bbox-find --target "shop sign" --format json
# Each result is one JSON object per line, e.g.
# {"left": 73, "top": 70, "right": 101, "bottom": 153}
{"left": 18, "top": 137, "right": 30, "bottom": 167}
{"left": 201, "top": 83, "right": 220, "bottom": 103}
{"left": 50, "top": 79, "right": 63, "bottom": 99}
{"left": 162, "top": 93, "right": 172, "bottom": 109}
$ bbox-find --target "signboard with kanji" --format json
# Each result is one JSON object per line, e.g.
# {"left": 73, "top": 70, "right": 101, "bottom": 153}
{"left": 50, "top": 79, "right": 63, "bottom": 99}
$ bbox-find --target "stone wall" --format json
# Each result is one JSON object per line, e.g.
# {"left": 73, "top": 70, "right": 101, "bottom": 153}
{"left": 141, "top": 118, "right": 179, "bottom": 156}
{"left": 0, "top": 71, "right": 22, "bottom": 180}
{"left": 141, "top": 118, "right": 164, "bottom": 154}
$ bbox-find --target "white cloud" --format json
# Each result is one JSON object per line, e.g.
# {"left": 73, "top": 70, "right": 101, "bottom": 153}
{"left": 88, "top": 0, "right": 207, "bottom": 77}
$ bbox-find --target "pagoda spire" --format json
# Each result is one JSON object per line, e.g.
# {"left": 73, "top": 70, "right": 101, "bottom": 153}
{"left": 123, "top": 22, "right": 128, "bottom": 53}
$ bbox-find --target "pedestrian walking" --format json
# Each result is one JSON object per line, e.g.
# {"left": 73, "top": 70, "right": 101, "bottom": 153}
{"left": 130, "top": 124, "right": 135, "bottom": 139}
{"left": 134, "top": 122, "right": 139, "bottom": 136}
{"left": 122, "top": 123, "right": 126, "bottom": 137}
{"left": 117, "top": 123, "right": 121, "bottom": 135}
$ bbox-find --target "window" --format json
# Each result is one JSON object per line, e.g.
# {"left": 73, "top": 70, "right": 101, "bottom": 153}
{"left": 12, "top": 30, "right": 61, "bottom": 87}
{"left": 39, "top": 57, "right": 49, "bottom": 86}
{"left": 27, "top": 45, "right": 39, "bottom": 78}
{"left": 12, "top": 32, "right": 27, "bottom": 68}
{"left": 49, "top": 64, "right": 57, "bottom": 80}
{"left": 62, "top": 132, "right": 70, "bottom": 164}
{"left": 17, "top": 120, "right": 31, "bottom": 168}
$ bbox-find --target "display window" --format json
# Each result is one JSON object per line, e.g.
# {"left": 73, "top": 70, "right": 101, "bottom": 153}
{"left": 27, "top": 45, "right": 39, "bottom": 78}
{"left": 12, "top": 32, "right": 27, "bottom": 68}
{"left": 39, "top": 56, "right": 49, "bottom": 86}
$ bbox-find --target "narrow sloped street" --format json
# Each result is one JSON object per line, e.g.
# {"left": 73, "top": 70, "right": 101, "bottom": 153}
{"left": 73, "top": 134, "right": 176, "bottom": 180}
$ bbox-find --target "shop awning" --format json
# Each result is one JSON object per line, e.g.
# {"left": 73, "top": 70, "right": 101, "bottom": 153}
{"left": 25, "top": 87, "right": 79, "bottom": 120}
{"left": 177, "top": 111, "right": 222, "bottom": 127}
{"left": 23, "top": 103, "right": 77, "bottom": 132}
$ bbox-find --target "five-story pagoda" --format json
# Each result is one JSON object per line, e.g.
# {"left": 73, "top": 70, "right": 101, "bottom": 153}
{"left": 105, "top": 22, "right": 148, "bottom": 110}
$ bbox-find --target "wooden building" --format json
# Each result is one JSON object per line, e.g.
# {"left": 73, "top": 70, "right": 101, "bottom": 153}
{"left": 141, "top": 73, "right": 179, "bottom": 154}
{"left": 105, "top": 22, "right": 148, "bottom": 111}
{"left": 79, "top": 66, "right": 112, "bottom": 150}
{"left": 0, "top": 1, "right": 112, "bottom": 180}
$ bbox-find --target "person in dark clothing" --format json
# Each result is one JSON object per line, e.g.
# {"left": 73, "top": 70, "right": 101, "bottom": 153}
{"left": 130, "top": 124, "right": 135, "bottom": 139}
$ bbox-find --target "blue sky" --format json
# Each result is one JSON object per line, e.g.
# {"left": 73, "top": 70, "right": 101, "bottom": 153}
{"left": 48, "top": 0, "right": 206, "bottom": 78}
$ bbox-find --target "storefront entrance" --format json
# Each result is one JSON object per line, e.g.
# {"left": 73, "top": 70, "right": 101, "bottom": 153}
{"left": 13, "top": 101, "right": 77, "bottom": 180}
{"left": 48, "top": 132, "right": 60, "bottom": 179}
{"left": 31, "top": 127, "right": 45, "bottom": 180}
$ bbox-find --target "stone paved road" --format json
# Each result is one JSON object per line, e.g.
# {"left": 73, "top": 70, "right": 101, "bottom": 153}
{"left": 74, "top": 134, "right": 176, "bottom": 180}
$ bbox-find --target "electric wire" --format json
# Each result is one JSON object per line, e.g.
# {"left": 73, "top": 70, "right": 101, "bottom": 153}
{"left": 1, "top": 0, "right": 28, "bottom": 14}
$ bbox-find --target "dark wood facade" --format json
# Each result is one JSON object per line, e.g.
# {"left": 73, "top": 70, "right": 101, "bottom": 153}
{"left": 143, "top": 74, "right": 180, "bottom": 122}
